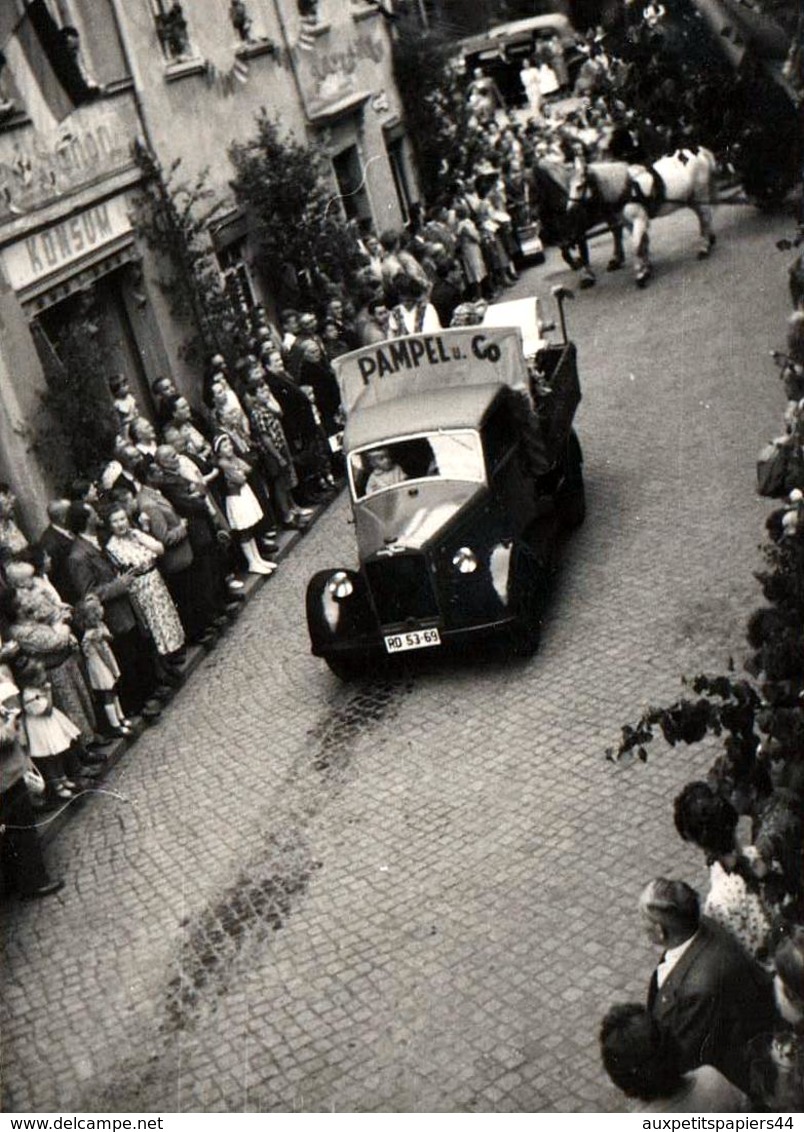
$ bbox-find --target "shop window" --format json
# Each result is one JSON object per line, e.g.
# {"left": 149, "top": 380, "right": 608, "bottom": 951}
{"left": 384, "top": 131, "right": 413, "bottom": 224}
{"left": 332, "top": 145, "right": 372, "bottom": 228}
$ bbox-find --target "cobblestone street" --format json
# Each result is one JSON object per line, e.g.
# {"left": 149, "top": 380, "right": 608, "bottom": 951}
{"left": 0, "top": 203, "right": 793, "bottom": 1112}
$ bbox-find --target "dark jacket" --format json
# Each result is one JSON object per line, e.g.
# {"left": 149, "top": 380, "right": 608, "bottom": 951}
{"left": 156, "top": 471, "right": 219, "bottom": 556}
{"left": 135, "top": 486, "right": 193, "bottom": 575}
{"left": 63, "top": 536, "right": 136, "bottom": 636}
{"left": 36, "top": 524, "right": 75, "bottom": 600}
{"left": 648, "top": 917, "right": 775, "bottom": 1092}
{"left": 430, "top": 277, "right": 463, "bottom": 328}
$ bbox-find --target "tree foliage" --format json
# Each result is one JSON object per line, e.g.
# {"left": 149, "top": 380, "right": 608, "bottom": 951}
{"left": 32, "top": 306, "right": 117, "bottom": 481}
{"left": 390, "top": 21, "right": 479, "bottom": 203}
{"left": 132, "top": 146, "right": 247, "bottom": 372}
{"left": 229, "top": 112, "right": 362, "bottom": 308}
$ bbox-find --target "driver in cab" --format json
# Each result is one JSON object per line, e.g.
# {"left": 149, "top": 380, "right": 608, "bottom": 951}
{"left": 364, "top": 447, "right": 407, "bottom": 495}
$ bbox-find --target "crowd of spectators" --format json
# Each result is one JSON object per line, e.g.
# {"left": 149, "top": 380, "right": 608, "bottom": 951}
{"left": 599, "top": 216, "right": 804, "bottom": 1113}
{"left": 0, "top": 79, "right": 554, "bottom": 903}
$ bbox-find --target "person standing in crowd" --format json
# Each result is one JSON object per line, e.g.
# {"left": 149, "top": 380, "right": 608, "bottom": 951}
{"left": 0, "top": 672, "right": 64, "bottom": 899}
{"left": 378, "top": 231, "right": 405, "bottom": 298}
{"left": 103, "top": 506, "right": 186, "bottom": 671}
{"left": 73, "top": 595, "right": 132, "bottom": 738}
{"left": 520, "top": 57, "right": 543, "bottom": 116}
{"left": 640, "top": 877, "right": 774, "bottom": 1092}
{"left": 130, "top": 417, "right": 158, "bottom": 463}
{"left": 673, "top": 781, "right": 772, "bottom": 964}
{"left": 454, "top": 203, "right": 487, "bottom": 301}
{"left": 359, "top": 297, "right": 391, "bottom": 345}
{"left": 36, "top": 500, "right": 75, "bottom": 601}
{"left": 4, "top": 563, "right": 99, "bottom": 753}
{"left": 289, "top": 315, "right": 344, "bottom": 448}
{"left": 152, "top": 445, "right": 235, "bottom": 634}
{"left": 280, "top": 310, "right": 300, "bottom": 355}
{"left": 600, "top": 1003, "right": 749, "bottom": 1111}
{"left": 321, "top": 320, "right": 350, "bottom": 362}
{"left": 14, "top": 656, "right": 82, "bottom": 803}
{"left": 0, "top": 484, "right": 28, "bottom": 559}
{"left": 324, "top": 298, "right": 358, "bottom": 350}
{"left": 387, "top": 276, "right": 442, "bottom": 337}
{"left": 261, "top": 348, "right": 334, "bottom": 505}
{"left": 63, "top": 502, "right": 162, "bottom": 721}
{"left": 241, "top": 366, "right": 312, "bottom": 531}
{"left": 212, "top": 435, "right": 276, "bottom": 576}
{"left": 150, "top": 375, "right": 178, "bottom": 426}
{"left": 430, "top": 259, "right": 465, "bottom": 328}
{"left": 108, "top": 374, "right": 140, "bottom": 441}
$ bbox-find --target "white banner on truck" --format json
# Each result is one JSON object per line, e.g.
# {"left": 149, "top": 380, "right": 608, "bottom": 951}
{"left": 333, "top": 326, "right": 529, "bottom": 415}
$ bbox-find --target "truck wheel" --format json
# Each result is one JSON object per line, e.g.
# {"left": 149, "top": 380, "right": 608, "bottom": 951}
{"left": 324, "top": 653, "right": 370, "bottom": 682}
{"left": 509, "top": 611, "right": 542, "bottom": 658}
{"left": 508, "top": 545, "right": 544, "bottom": 658}
{"left": 561, "top": 430, "right": 586, "bottom": 530}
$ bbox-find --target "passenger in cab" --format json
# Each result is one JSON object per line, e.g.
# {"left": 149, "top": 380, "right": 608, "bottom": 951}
{"left": 363, "top": 448, "right": 407, "bottom": 495}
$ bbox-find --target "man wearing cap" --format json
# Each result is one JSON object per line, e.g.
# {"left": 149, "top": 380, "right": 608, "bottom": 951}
{"left": 640, "top": 877, "right": 774, "bottom": 1092}
{"left": 0, "top": 674, "right": 64, "bottom": 899}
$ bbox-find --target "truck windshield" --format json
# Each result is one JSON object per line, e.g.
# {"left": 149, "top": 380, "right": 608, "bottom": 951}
{"left": 350, "top": 431, "right": 485, "bottom": 501}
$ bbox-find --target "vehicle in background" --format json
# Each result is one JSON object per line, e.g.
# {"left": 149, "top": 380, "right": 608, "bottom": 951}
{"left": 454, "top": 14, "right": 583, "bottom": 110}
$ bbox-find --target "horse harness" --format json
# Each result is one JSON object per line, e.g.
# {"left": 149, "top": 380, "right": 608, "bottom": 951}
{"left": 627, "top": 165, "right": 666, "bottom": 218}
{"left": 569, "top": 160, "right": 667, "bottom": 218}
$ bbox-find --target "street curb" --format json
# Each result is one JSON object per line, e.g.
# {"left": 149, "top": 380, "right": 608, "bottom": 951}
{"left": 38, "top": 493, "right": 339, "bottom": 849}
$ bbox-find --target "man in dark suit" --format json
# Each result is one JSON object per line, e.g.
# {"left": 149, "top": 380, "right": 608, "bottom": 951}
{"left": 63, "top": 502, "right": 161, "bottom": 720}
{"left": 36, "top": 498, "right": 74, "bottom": 599}
{"left": 640, "top": 878, "right": 775, "bottom": 1093}
{"left": 150, "top": 447, "right": 233, "bottom": 642}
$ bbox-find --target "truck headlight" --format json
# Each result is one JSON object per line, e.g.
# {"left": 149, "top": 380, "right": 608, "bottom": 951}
{"left": 327, "top": 571, "right": 354, "bottom": 600}
{"left": 452, "top": 546, "right": 478, "bottom": 574}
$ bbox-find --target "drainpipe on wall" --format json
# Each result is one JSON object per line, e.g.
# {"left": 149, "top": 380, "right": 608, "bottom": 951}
{"left": 107, "top": 0, "right": 160, "bottom": 155}
{"left": 268, "top": 0, "right": 310, "bottom": 117}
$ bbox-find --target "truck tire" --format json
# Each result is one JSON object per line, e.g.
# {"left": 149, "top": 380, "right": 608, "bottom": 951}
{"left": 561, "top": 430, "right": 586, "bottom": 530}
{"left": 508, "top": 544, "right": 545, "bottom": 658}
{"left": 324, "top": 653, "right": 370, "bottom": 681}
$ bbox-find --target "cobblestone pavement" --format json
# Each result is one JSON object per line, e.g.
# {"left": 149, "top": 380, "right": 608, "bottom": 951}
{"left": 1, "top": 204, "right": 793, "bottom": 1113}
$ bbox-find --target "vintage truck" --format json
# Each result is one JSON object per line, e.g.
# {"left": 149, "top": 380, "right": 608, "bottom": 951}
{"left": 305, "top": 291, "right": 585, "bottom": 679}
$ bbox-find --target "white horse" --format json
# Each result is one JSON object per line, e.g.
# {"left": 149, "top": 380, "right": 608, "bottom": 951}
{"left": 566, "top": 148, "right": 718, "bottom": 287}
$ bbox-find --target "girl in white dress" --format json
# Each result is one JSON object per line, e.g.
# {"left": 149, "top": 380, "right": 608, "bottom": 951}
{"left": 213, "top": 434, "right": 276, "bottom": 575}
{"left": 74, "top": 595, "right": 133, "bottom": 738}
{"left": 16, "top": 658, "right": 81, "bottom": 801}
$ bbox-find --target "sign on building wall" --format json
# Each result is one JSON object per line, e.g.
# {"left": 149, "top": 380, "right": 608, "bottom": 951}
{"left": 0, "top": 101, "right": 138, "bottom": 221}
{"left": 2, "top": 193, "right": 132, "bottom": 294}
{"left": 293, "top": 22, "right": 386, "bottom": 119}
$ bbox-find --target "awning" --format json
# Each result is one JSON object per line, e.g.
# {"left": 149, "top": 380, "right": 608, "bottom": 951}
{"left": 20, "top": 235, "right": 138, "bottom": 314}
{"left": 307, "top": 90, "right": 371, "bottom": 126}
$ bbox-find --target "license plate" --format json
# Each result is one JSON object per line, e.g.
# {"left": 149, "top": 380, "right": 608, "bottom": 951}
{"left": 384, "top": 628, "right": 441, "bottom": 654}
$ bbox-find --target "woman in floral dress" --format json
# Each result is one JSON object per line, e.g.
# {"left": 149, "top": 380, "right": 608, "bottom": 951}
{"left": 674, "top": 780, "right": 772, "bottom": 965}
{"left": 103, "top": 506, "right": 185, "bottom": 659}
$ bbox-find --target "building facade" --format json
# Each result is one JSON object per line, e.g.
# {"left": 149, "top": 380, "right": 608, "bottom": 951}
{"left": 0, "top": 0, "right": 418, "bottom": 533}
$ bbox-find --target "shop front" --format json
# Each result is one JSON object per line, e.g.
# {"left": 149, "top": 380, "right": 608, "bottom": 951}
{"left": 0, "top": 190, "right": 169, "bottom": 526}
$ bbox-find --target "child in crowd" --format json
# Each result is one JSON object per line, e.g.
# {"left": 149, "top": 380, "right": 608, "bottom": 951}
{"left": 15, "top": 657, "right": 81, "bottom": 802}
{"left": 109, "top": 374, "right": 140, "bottom": 441}
{"left": 74, "top": 595, "right": 132, "bottom": 739}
